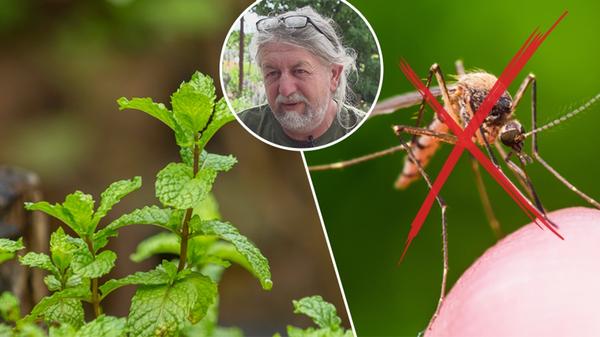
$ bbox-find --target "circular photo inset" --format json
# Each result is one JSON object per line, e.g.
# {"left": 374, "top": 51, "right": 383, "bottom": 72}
{"left": 220, "top": 0, "right": 383, "bottom": 151}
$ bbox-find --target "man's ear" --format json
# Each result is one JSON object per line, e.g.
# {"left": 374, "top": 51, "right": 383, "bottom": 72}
{"left": 329, "top": 64, "right": 343, "bottom": 92}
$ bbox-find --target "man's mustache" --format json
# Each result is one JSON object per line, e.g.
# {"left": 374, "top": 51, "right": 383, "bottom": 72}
{"left": 276, "top": 93, "right": 309, "bottom": 105}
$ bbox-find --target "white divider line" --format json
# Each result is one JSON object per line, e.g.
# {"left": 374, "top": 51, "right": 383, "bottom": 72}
{"left": 300, "top": 151, "right": 357, "bottom": 337}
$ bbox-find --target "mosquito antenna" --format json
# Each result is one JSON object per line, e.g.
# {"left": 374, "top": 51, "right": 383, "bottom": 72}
{"left": 523, "top": 92, "right": 600, "bottom": 138}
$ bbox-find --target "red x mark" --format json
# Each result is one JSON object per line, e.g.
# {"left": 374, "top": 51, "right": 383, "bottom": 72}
{"left": 399, "top": 12, "right": 568, "bottom": 262}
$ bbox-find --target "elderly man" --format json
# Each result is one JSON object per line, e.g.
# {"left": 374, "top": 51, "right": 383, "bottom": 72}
{"left": 239, "top": 6, "right": 366, "bottom": 148}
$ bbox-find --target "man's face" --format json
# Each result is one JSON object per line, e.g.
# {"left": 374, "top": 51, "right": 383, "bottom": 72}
{"left": 259, "top": 42, "right": 339, "bottom": 134}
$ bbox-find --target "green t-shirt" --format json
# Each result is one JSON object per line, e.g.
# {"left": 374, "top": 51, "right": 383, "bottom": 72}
{"left": 238, "top": 104, "right": 366, "bottom": 148}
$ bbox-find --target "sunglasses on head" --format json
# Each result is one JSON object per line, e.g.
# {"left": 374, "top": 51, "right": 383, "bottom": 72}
{"left": 256, "top": 15, "right": 337, "bottom": 46}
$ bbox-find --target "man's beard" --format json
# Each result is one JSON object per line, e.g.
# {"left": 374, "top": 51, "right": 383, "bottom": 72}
{"left": 273, "top": 92, "right": 328, "bottom": 135}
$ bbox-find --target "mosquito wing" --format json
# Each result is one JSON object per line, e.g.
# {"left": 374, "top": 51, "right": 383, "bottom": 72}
{"left": 370, "top": 85, "right": 458, "bottom": 118}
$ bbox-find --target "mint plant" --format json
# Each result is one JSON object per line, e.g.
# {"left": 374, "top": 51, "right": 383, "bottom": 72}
{"left": 0, "top": 72, "right": 272, "bottom": 337}
{"left": 274, "top": 296, "right": 353, "bottom": 337}
{"left": 0, "top": 238, "right": 24, "bottom": 264}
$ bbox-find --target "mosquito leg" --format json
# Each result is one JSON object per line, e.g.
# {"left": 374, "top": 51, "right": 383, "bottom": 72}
{"left": 469, "top": 156, "right": 503, "bottom": 238}
{"left": 468, "top": 126, "right": 505, "bottom": 238}
{"left": 527, "top": 77, "right": 600, "bottom": 209}
{"left": 512, "top": 73, "right": 535, "bottom": 111}
{"left": 411, "top": 63, "right": 457, "bottom": 137}
{"left": 495, "top": 143, "right": 530, "bottom": 193}
{"left": 533, "top": 155, "right": 600, "bottom": 208}
{"left": 478, "top": 126, "right": 501, "bottom": 167}
{"left": 496, "top": 145, "right": 562, "bottom": 230}
{"left": 502, "top": 148, "right": 547, "bottom": 214}
{"left": 393, "top": 125, "right": 457, "bottom": 144}
{"left": 308, "top": 125, "right": 458, "bottom": 172}
{"left": 308, "top": 145, "right": 407, "bottom": 171}
{"left": 411, "top": 67, "right": 435, "bottom": 143}
{"left": 497, "top": 146, "right": 547, "bottom": 214}
{"left": 395, "top": 133, "right": 448, "bottom": 332}
{"left": 516, "top": 156, "right": 547, "bottom": 214}
{"left": 430, "top": 64, "right": 457, "bottom": 124}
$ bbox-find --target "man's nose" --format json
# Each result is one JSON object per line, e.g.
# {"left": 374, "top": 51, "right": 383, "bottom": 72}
{"left": 278, "top": 73, "right": 297, "bottom": 97}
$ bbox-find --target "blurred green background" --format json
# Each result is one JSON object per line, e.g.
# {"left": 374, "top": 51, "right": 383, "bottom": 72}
{"left": 306, "top": 0, "right": 600, "bottom": 336}
{"left": 0, "top": 0, "right": 350, "bottom": 335}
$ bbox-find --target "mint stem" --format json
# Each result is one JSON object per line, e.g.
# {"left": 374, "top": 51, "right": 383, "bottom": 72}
{"left": 84, "top": 237, "right": 101, "bottom": 317}
{"left": 178, "top": 133, "right": 200, "bottom": 272}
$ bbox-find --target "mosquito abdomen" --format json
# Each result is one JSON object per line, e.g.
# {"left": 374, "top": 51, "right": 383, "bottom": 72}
{"left": 395, "top": 116, "right": 449, "bottom": 189}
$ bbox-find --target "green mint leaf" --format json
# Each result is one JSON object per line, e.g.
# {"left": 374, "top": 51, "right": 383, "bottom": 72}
{"left": 193, "top": 193, "right": 221, "bottom": 220}
{"left": 155, "top": 163, "right": 216, "bottom": 210}
{"left": 198, "top": 97, "right": 235, "bottom": 149}
{"left": 171, "top": 72, "right": 216, "bottom": 135}
{"left": 16, "top": 323, "right": 47, "bottom": 337}
{"left": 99, "top": 260, "right": 178, "bottom": 299}
{"left": 95, "top": 206, "right": 181, "bottom": 251}
{"left": 285, "top": 326, "right": 353, "bottom": 337}
{"left": 130, "top": 232, "right": 180, "bottom": 263}
{"left": 65, "top": 274, "right": 86, "bottom": 289}
{"left": 107, "top": 206, "right": 180, "bottom": 232}
{"left": 72, "top": 250, "right": 116, "bottom": 279}
{"left": 0, "top": 237, "right": 24, "bottom": 263}
{"left": 93, "top": 176, "right": 142, "bottom": 224}
{"left": 0, "top": 237, "right": 24, "bottom": 253}
{"left": 186, "top": 274, "right": 218, "bottom": 324}
{"left": 117, "top": 96, "right": 192, "bottom": 147}
{"left": 44, "top": 275, "right": 62, "bottom": 291}
{"left": 25, "top": 286, "right": 90, "bottom": 328}
{"left": 39, "top": 298, "right": 84, "bottom": 328}
{"left": 185, "top": 235, "right": 220, "bottom": 267}
{"left": 19, "top": 252, "right": 60, "bottom": 275}
{"left": 180, "top": 295, "right": 219, "bottom": 337}
{"left": 174, "top": 127, "right": 195, "bottom": 148}
{"left": 62, "top": 191, "right": 95, "bottom": 235}
{"left": 195, "top": 241, "right": 240, "bottom": 268}
{"left": 118, "top": 97, "right": 175, "bottom": 130}
{"left": 0, "top": 291, "right": 20, "bottom": 322}
{"left": 25, "top": 201, "right": 77, "bottom": 236}
{"left": 126, "top": 273, "right": 217, "bottom": 337}
{"left": 49, "top": 324, "right": 77, "bottom": 337}
{"left": 26, "top": 191, "right": 95, "bottom": 236}
{"left": 50, "top": 227, "right": 83, "bottom": 273}
{"left": 197, "top": 255, "right": 232, "bottom": 269}
{"left": 192, "top": 219, "right": 272, "bottom": 290}
{"left": 293, "top": 296, "right": 342, "bottom": 330}
{"left": 75, "top": 315, "right": 126, "bottom": 337}
{"left": 200, "top": 152, "right": 237, "bottom": 172}
{"left": 180, "top": 146, "right": 194, "bottom": 167}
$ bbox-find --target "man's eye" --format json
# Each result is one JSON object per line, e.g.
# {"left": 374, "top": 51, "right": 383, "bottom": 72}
{"left": 294, "top": 69, "right": 309, "bottom": 75}
{"left": 265, "top": 71, "right": 279, "bottom": 79}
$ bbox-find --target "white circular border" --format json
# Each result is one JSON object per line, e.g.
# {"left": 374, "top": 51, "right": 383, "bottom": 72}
{"left": 219, "top": 0, "right": 384, "bottom": 152}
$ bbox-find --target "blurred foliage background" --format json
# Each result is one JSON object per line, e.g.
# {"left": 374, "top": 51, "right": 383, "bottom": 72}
{"left": 0, "top": 0, "right": 350, "bottom": 335}
{"left": 221, "top": 0, "right": 381, "bottom": 113}
{"left": 306, "top": 0, "right": 600, "bottom": 336}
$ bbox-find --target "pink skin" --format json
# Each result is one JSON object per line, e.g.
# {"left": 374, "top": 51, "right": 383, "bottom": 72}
{"left": 427, "top": 207, "right": 600, "bottom": 337}
{"left": 259, "top": 42, "right": 342, "bottom": 140}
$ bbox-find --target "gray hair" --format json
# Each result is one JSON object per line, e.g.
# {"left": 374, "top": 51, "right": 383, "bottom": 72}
{"left": 251, "top": 6, "right": 358, "bottom": 108}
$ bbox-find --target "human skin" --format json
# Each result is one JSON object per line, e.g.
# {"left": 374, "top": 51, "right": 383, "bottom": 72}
{"left": 258, "top": 42, "right": 341, "bottom": 140}
{"left": 427, "top": 207, "right": 600, "bottom": 337}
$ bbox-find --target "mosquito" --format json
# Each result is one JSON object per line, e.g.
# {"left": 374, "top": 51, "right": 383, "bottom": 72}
{"left": 309, "top": 60, "right": 600, "bottom": 330}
